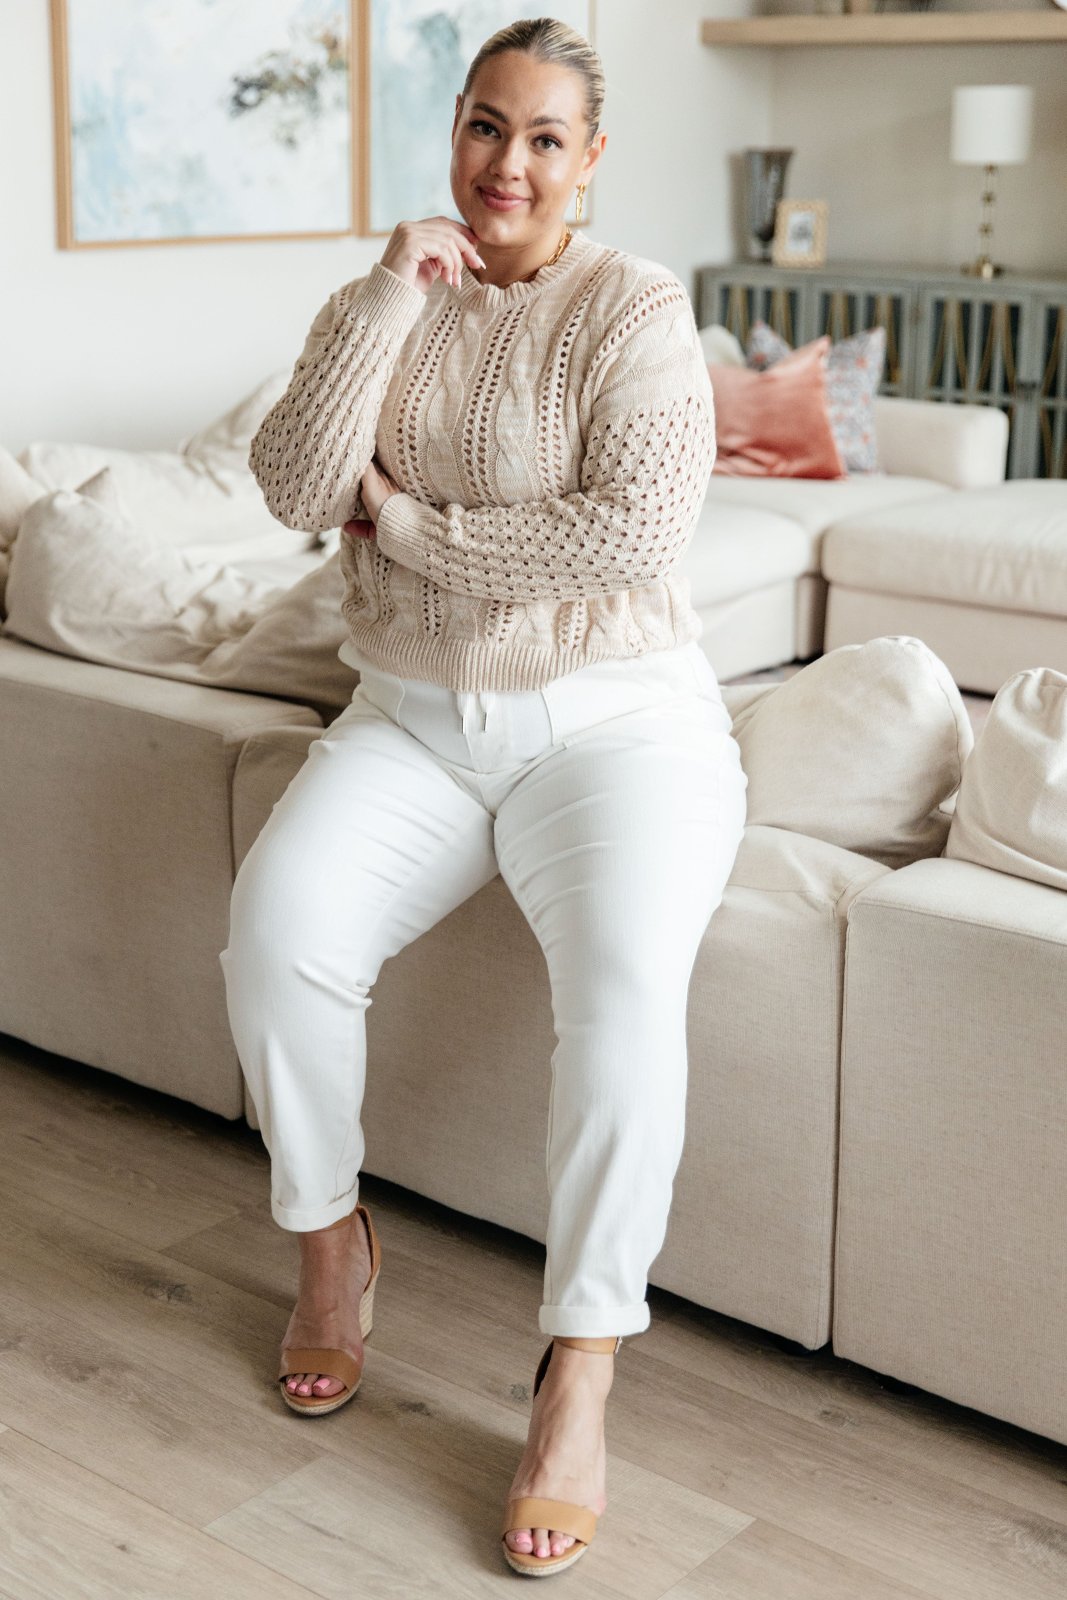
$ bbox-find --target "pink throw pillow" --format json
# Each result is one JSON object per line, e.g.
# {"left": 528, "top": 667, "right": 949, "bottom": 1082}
{"left": 708, "top": 337, "right": 847, "bottom": 479}
{"left": 746, "top": 319, "right": 886, "bottom": 473}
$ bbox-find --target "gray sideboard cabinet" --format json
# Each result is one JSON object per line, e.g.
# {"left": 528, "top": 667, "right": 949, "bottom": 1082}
{"left": 693, "top": 260, "right": 1067, "bottom": 480}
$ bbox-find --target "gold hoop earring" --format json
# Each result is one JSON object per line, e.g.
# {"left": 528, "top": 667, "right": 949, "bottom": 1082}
{"left": 575, "top": 183, "right": 586, "bottom": 225}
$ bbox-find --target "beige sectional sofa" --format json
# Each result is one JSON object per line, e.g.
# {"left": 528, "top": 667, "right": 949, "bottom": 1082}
{"left": 1, "top": 616, "right": 1063, "bottom": 1447}
{"left": 1, "top": 351, "right": 1064, "bottom": 1451}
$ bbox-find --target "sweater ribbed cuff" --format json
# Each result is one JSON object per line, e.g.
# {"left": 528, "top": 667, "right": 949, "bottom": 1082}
{"left": 337, "top": 261, "right": 427, "bottom": 343}
{"left": 374, "top": 491, "right": 436, "bottom": 569}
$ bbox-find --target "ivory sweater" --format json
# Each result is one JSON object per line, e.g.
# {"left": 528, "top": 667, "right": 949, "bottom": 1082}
{"left": 247, "top": 228, "right": 717, "bottom": 693}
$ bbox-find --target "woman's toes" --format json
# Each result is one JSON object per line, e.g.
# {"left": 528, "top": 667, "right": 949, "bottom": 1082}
{"left": 284, "top": 1372, "right": 345, "bottom": 1397}
{"left": 505, "top": 1525, "right": 576, "bottom": 1558}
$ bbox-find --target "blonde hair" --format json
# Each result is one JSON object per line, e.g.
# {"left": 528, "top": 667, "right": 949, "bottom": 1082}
{"left": 460, "top": 16, "right": 605, "bottom": 147}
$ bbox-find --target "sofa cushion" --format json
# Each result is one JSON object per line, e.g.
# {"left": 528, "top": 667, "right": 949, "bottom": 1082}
{"left": 746, "top": 320, "right": 887, "bottom": 474}
{"left": 703, "top": 476, "right": 951, "bottom": 576}
{"left": 175, "top": 372, "right": 288, "bottom": 477}
{"left": 869, "top": 396, "right": 1008, "bottom": 490}
{"left": 709, "top": 339, "right": 847, "bottom": 480}
{"left": 944, "top": 666, "right": 1067, "bottom": 892}
{"left": 681, "top": 499, "right": 811, "bottom": 603}
{"left": 822, "top": 480, "right": 1067, "bottom": 615}
{"left": 728, "top": 635, "right": 973, "bottom": 867}
{"left": 3, "top": 467, "right": 358, "bottom": 712}
{"left": 698, "top": 323, "right": 745, "bottom": 367}
{"left": 0, "top": 446, "right": 46, "bottom": 615}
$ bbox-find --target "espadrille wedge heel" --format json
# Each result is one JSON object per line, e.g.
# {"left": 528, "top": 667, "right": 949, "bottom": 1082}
{"left": 277, "top": 1202, "right": 381, "bottom": 1416}
{"left": 501, "top": 1333, "right": 622, "bottom": 1576}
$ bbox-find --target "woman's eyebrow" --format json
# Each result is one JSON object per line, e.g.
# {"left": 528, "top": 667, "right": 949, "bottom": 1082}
{"left": 470, "top": 100, "right": 570, "bottom": 130}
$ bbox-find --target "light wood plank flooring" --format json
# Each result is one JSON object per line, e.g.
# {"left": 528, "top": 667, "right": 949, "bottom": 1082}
{"left": 1, "top": 1029, "right": 1065, "bottom": 1600}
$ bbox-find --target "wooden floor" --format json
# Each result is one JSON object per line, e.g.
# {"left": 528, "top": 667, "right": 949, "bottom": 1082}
{"left": 2, "top": 1031, "right": 1066, "bottom": 1599}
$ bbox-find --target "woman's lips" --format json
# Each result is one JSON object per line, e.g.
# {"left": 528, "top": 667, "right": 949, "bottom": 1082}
{"left": 478, "top": 187, "right": 527, "bottom": 210}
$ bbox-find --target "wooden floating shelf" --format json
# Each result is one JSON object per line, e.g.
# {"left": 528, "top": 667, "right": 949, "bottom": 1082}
{"left": 701, "top": 12, "right": 1067, "bottom": 46}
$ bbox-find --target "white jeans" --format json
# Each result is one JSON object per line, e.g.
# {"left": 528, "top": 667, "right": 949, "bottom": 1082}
{"left": 219, "top": 639, "right": 747, "bottom": 1338}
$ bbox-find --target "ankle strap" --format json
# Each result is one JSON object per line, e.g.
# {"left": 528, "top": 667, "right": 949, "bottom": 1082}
{"left": 553, "top": 1334, "right": 623, "bottom": 1354}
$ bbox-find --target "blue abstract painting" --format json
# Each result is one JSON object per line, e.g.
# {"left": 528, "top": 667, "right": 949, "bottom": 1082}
{"left": 368, "top": 0, "right": 595, "bottom": 235}
{"left": 63, "top": 0, "right": 352, "bottom": 244}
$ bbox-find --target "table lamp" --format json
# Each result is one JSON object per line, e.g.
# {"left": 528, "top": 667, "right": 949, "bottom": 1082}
{"left": 951, "top": 84, "right": 1033, "bottom": 280}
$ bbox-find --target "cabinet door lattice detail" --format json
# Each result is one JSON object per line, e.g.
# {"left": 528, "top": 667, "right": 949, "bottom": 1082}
{"left": 694, "top": 260, "right": 1067, "bottom": 480}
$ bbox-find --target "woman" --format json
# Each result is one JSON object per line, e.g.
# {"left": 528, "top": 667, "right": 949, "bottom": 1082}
{"left": 220, "top": 16, "right": 747, "bottom": 1579}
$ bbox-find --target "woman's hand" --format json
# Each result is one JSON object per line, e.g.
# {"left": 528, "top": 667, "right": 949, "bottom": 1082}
{"left": 343, "top": 457, "right": 402, "bottom": 539}
{"left": 379, "top": 216, "right": 486, "bottom": 296}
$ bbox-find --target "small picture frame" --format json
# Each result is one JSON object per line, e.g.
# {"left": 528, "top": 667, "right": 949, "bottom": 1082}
{"left": 772, "top": 199, "right": 829, "bottom": 268}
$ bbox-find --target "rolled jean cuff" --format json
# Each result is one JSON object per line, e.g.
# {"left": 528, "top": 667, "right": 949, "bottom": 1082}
{"left": 538, "top": 1300, "right": 651, "bottom": 1339}
{"left": 271, "top": 1190, "right": 360, "bottom": 1232}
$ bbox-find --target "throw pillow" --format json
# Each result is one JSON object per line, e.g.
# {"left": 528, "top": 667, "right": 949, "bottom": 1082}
{"left": 729, "top": 635, "right": 974, "bottom": 867}
{"left": 698, "top": 323, "right": 745, "bottom": 367}
{"left": 746, "top": 320, "right": 887, "bottom": 473}
{"left": 176, "top": 371, "right": 289, "bottom": 475}
{"left": 4, "top": 466, "right": 358, "bottom": 711}
{"left": 708, "top": 338, "right": 847, "bottom": 479}
{"left": 0, "top": 445, "right": 46, "bottom": 616}
{"left": 18, "top": 392, "right": 317, "bottom": 566}
{"left": 944, "top": 666, "right": 1067, "bottom": 892}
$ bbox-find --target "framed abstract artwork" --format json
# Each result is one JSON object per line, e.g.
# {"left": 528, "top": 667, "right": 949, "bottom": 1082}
{"left": 50, "top": 0, "right": 598, "bottom": 250}
{"left": 359, "top": 0, "right": 597, "bottom": 236}
{"left": 51, "top": 0, "right": 356, "bottom": 248}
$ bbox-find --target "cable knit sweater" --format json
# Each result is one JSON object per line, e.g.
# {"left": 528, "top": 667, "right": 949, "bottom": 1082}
{"left": 247, "top": 228, "right": 717, "bottom": 693}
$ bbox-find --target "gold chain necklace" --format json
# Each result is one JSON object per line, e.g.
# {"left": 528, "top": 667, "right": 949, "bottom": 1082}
{"left": 519, "top": 226, "right": 572, "bottom": 282}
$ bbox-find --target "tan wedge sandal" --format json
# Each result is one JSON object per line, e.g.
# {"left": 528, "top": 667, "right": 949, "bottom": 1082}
{"left": 501, "top": 1333, "right": 623, "bottom": 1576}
{"left": 277, "top": 1202, "right": 382, "bottom": 1416}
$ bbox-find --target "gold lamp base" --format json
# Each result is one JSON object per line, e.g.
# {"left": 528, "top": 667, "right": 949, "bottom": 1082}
{"left": 961, "top": 164, "right": 1008, "bottom": 279}
{"left": 961, "top": 257, "right": 1004, "bottom": 280}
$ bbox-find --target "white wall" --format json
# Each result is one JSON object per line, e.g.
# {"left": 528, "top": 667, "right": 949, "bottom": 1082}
{"left": 8, "top": 4, "right": 1059, "bottom": 460}
{"left": 765, "top": 10, "right": 1067, "bottom": 274}
{"left": 1, "top": 0, "right": 766, "bottom": 457}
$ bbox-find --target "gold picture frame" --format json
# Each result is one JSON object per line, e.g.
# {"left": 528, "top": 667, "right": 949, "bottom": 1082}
{"left": 51, "top": 0, "right": 359, "bottom": 250}
{"left": 771, "top": 199, "right": 829, "bottom": 268}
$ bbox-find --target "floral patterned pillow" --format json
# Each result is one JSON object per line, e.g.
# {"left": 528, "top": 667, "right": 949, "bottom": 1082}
{"left": 746, "top": 320, "right": 887, "bottom": 473}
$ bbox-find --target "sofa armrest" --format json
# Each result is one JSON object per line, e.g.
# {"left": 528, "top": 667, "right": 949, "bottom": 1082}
{"left": 0, "top": 633, "right": 322, "bottom": 1118}
{"left": 872, "top": 396, "right": 1008, "bottom": 489}
{"left": 0, "top": 630, "right": 323, "bottom": 740}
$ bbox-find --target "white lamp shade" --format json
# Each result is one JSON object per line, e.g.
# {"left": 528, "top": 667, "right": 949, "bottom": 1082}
{"left": 951, "top": 85, "right": 1033, "bottom": 165}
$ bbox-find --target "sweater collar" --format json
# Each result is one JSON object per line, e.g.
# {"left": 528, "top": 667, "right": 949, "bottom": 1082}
{"left": 456, "top": 227, "right": 595, "bottom": 309}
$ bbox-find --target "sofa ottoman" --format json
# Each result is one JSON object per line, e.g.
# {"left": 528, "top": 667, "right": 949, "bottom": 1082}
{"left": 821, "top": 480, "right": 1067, "bottom": 693}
